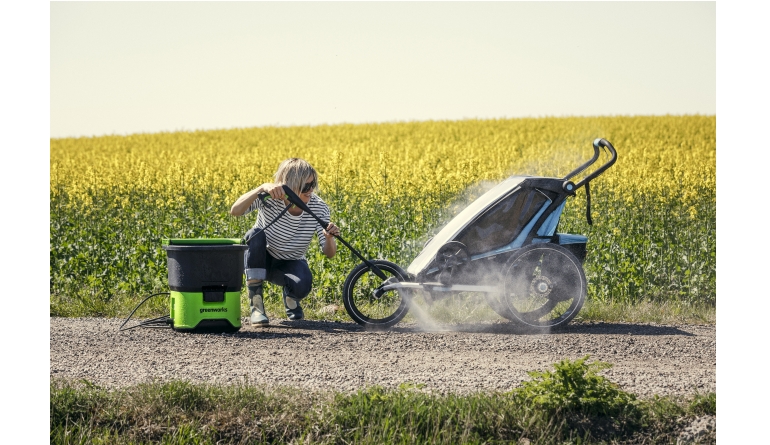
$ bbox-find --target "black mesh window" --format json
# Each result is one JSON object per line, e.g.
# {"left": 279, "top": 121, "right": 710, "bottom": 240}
{"left": 457, "top": 189, "right": 549, "bottom": 255}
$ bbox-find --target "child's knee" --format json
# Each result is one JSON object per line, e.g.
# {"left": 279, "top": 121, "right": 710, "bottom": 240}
{"left": 292, "top": 283, "right": 312, "bottom": 300}
{"left": 284, "top": 274, "right": 312, "bottom": 299}
{"left": 245, "top": 268, "right": 266, "bottom": 282}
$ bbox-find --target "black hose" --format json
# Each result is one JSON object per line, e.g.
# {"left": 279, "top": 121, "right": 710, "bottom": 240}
{"left": 118, "top": 292, "right": 171, "bottom": 332}
{"left": 119, "top": 315, "right": 172, "bottom": 332}
{"left": 242, "top": 199, "right": 292, "bottom": 244}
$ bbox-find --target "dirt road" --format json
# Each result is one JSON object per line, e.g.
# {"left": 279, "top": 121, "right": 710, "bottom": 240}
{"left": 50, "top": 317, "right": 715, "bottom": 397}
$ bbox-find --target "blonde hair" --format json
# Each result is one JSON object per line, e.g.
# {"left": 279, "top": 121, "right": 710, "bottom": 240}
{"left": 273, "top": 158, "right": 318, "bottom": 194}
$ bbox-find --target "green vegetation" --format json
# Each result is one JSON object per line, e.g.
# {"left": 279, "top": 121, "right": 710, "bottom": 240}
{"left": 50, "top": 116, "right": 716, "bottom": 319}
{"left": 576, "top": 299, "right": 715, "bottom": 325}
{"left": 51, "top": 357, "right": 715, "bottom": 444}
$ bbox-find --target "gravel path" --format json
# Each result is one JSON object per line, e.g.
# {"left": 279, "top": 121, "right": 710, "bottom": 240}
{"left": 50, "top": 317, "right": 715, "bottom": 398}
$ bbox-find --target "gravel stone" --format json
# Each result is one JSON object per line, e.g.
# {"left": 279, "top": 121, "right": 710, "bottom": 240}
{"left": 50, "top": 317, "right": 715, "bottom": 398}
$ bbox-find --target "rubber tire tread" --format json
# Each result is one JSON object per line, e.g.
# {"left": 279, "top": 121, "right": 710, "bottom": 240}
{"left": 501, "top": 243, "right": 586, "bottom": 332}
{"left": 342, "top": 260, "right": 410, "bottom": 329}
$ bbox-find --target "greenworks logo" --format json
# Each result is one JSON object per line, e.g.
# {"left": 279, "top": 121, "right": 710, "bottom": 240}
{"left": 200, "top": 308, "right": 228, "bottom": 314}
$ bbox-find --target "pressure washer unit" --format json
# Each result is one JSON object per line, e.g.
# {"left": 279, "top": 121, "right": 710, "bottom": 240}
{"left": 120, "top": 238, "right": 247, "bottom": 333}
{"left": 162, "top": 238, "right": 247, "bottom": 332}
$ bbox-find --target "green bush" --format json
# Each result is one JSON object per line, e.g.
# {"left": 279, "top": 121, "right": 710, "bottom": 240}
{"left": 512, "top": 355, "right": 638, "bottom": 417}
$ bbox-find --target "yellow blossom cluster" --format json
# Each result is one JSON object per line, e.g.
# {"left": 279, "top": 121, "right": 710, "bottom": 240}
{"left": 51, "top": 115, "right": 715, "bottom": 215}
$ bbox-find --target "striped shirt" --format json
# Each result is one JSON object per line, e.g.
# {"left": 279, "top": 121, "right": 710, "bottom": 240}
{"left": 245, "top": 194, "right": 331, "bottom": 260}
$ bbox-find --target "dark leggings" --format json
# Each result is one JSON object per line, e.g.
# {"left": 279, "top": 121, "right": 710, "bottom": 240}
{"left": 244, "top": 228, "right": 313, "bottom": 300}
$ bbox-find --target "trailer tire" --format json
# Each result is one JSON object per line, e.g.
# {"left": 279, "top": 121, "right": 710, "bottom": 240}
{"left": 500, "top": 243, "right": 586, "bottom": 331}
{"left": 342, "top": 260, "right": 411, "bottom": 329}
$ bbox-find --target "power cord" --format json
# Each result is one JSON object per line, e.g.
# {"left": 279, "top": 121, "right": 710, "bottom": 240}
{"left": 118, "top": 292, "right": 171, "bottom": 332}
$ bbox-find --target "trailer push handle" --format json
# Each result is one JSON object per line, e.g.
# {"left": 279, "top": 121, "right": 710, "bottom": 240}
{"left": 563, "top": 138, "right": 617, "bottom": 187}
{"left": 561, "top": 138, "right": 618, "bottom": 225}
{"left": 256, "top": 185, "right": 388, "bottom": 280}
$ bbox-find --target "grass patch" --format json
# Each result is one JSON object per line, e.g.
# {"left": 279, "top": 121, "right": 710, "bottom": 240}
{"left": 51, "top": 358, "right": 715, "bottom": 444}
{"left": 576, "top": 299, "right": 715, "bottom": 325}
{"left": 51, "top": 379, "right": 322, "bottom": 444}
{"left": 101, "top": 287, "right": 716, "bottom": 329}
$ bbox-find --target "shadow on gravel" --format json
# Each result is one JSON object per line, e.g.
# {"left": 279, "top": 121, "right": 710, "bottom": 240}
{"left": 114, "top": 320, "right": 355, "bottom": 338}
{"left": 230, "top": 330, "right": 313, "bottom": 340}
{"left": 143, "top": 327, "right": 316, "bottom": 340}
{"left": 553, "top": 322, "right": 697, "bottom": 336}
{"left": 231, "top": 320, "right": 698, "bottom": 337}
{"left": 239, "top": 320, "right": 361, "bottom": 334}
{"left": 391, "top": 322, "right": 697, "bottom": 337}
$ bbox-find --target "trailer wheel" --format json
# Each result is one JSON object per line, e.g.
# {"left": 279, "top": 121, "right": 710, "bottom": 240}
{"left": 500, "top": 244, "right": 586, "bottom": 331}
{"left": 484, "top": 292, "right": 515, "bottom": 321}
{"left": 434, "top": 241, "right": 471, "bottom": 285}
{"left": 342, "top": 260, "right": 411, "bottom": 329}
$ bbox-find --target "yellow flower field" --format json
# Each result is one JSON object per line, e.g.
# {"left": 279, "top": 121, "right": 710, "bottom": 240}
{"left": 50, "top": 115, "right": 715, "bottom": 317}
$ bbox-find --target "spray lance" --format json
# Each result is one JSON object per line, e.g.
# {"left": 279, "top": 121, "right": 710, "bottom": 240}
{"left": 258, "top": 185, "right": 388, "bottom": 280}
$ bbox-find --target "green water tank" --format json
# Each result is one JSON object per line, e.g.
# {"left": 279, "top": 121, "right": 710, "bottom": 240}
{"left": 162, "top": 238, "right": 247, "bottom": 332}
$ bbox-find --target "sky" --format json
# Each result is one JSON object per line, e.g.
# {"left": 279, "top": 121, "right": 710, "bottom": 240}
{"left": 49, "top": 1, "right": 716, "bottom": 138}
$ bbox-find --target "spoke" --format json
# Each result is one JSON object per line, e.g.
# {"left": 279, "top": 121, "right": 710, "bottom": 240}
{"left": 502, "top": 246, "right": 586, "bottom": 327}
{"left": 520, "top": 297, "right": 559, "bottom": 322}
{"left": 548, "top": 289, "right": 574, "bottom": 303}
{"left": 353, "top": 269, "right": 403, "bottom": 319}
